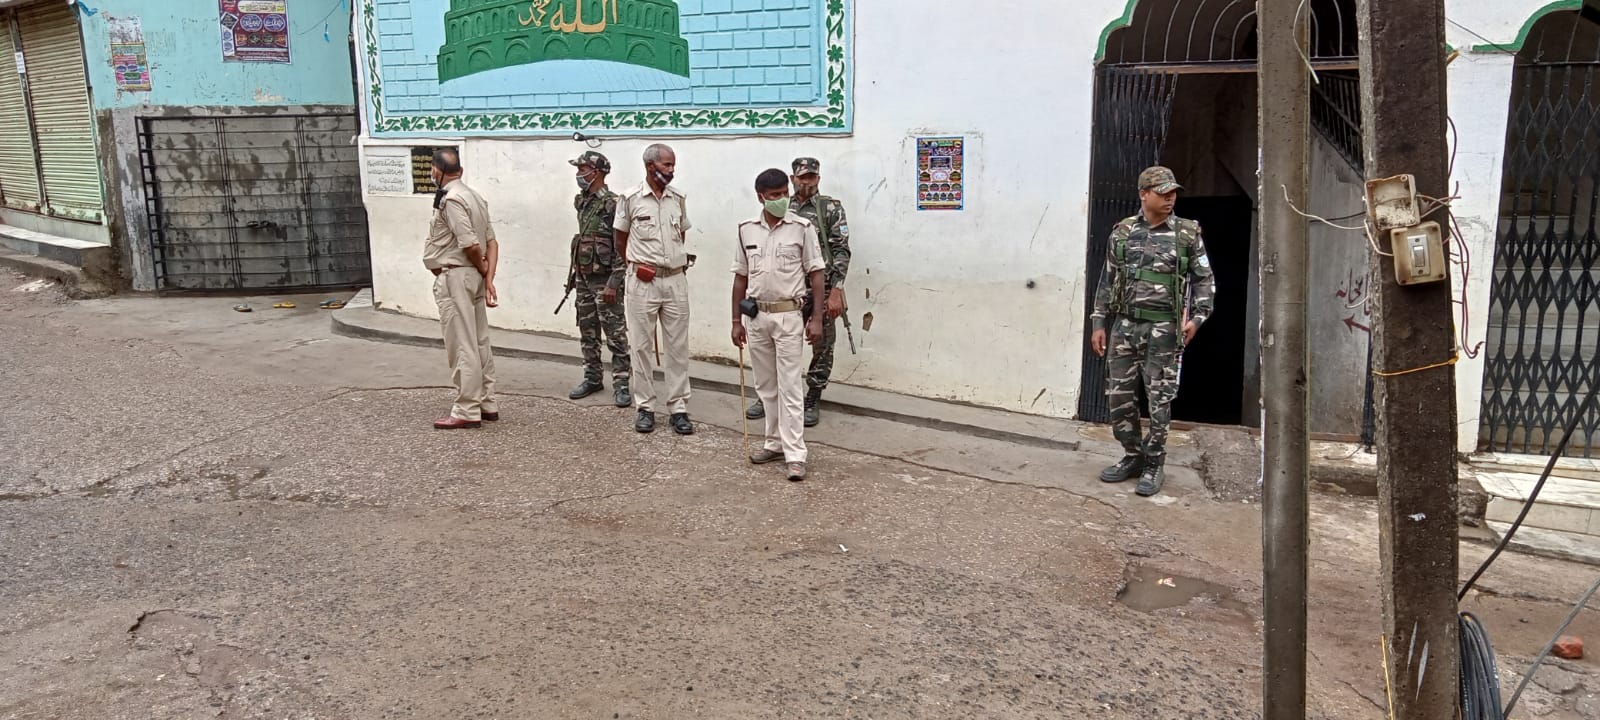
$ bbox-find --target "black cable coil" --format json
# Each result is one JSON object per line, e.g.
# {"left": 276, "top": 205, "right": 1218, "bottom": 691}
{"left": 1460, "top": 612, "right": 1504, "bottom": 720}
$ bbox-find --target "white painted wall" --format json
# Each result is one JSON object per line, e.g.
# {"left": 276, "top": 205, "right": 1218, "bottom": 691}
{"left": 1446, "top": 51, "right": 1518, "bottom": 454}
{"left": 361, "top": 0, "right": 1112, "bottom": 416}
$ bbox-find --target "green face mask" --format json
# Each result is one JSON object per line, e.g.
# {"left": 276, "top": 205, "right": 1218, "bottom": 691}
{"left": 763, "top": 197, "right": 790, "bottom": 218}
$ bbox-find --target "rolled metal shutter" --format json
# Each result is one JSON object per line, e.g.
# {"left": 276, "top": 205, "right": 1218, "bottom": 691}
{"left": 18, "top": 1, "right": 101, "bottom": 221}
{"left": 0, "top": 17, "right": 42, "bottom": 212}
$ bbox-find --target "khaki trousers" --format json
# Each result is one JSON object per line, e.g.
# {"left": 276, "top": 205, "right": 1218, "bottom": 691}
{"left": 746, "top": 309, "right": 807, "bottom": 462}
{"left": 433, "top": 267, "right": 497, "bottom": 420}
{"left": 626, "top": 271, "right": 692, "bottom": 414}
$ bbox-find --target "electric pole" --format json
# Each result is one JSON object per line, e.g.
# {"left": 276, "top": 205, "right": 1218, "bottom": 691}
{"left": 1257, "top": 0, "right": 1311, "bottom": 715}
{"left": 1357, "top": 0, "right": 1461, "bottom": 717}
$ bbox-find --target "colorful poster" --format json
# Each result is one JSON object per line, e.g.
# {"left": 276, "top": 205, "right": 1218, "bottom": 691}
{"left": 917, "top": 137, "right": 965, "bottom": 211}
{"left": 108, "top": 17, "right": 151, "bottom": 91}
{"left": 220, "top": 0, "right": 290, "bottom": 64}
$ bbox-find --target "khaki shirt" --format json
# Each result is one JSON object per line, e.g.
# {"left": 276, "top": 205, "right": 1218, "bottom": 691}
{"left": 732, "top": 213, "right": 825, "bottom": 302}
{"left": 613, "top": 183, "right": 691, "bottom": 269}
{"left": 423, "top": 179, "right": 496, "bottom": 270}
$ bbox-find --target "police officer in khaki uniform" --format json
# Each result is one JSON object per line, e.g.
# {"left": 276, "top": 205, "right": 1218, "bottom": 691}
{"left": 732, "top": 169, "right": 826, "bottom": 481}
{"left": 614, "top": 143, "right": 695, "bottom": 435}
{"left": 423, "top": 149, "right": 500, "bottom": 429}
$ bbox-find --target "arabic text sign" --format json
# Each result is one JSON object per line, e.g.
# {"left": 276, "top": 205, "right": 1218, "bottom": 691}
{"left": 364, "top": 147, "right": 413, "bottom": 195}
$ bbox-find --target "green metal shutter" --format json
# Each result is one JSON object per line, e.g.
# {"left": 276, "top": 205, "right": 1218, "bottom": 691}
{"left": 0, "top": 16, "right": 42, "bottom": 212}
{"left": 18, "top": 1, "right": 101, "bottom": 221}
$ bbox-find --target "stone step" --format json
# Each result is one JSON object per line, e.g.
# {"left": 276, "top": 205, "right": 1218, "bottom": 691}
{"left": 1478, "top": 471, "right": 1600, "bottom": 537}
{"left": 1486, "top": 521, "right": 1600, "bottom": 566}
{"left": 0, "top": 224, "right": 114, "bottom": 282}
{"left": 1471, "top": 452, "right": 1600, "bottom": 484}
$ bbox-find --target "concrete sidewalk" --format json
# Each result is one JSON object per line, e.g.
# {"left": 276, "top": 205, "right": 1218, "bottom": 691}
{"left": 331, "top": 292, "right": 1087, "bottom": 453}
{"left": 331, "top": 291, "right": 1411, "bottom": 502}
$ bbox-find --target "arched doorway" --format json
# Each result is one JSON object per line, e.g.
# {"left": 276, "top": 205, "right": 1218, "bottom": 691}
{"left": 1077, "top": 0, "right": 1363, "bottom": 431}
{"left": 1481, "top": 8, "right": 1600, "bottom": 456}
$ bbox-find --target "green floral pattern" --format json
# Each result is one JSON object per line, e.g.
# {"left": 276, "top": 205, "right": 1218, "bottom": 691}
{"left": 361, "top": 0, "right": 852, "bottom": 136}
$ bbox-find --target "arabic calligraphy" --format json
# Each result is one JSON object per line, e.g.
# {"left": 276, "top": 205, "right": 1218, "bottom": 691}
{"left": 1334, "top": 266, "right": 1372, "bottom": 334}
{"left": 520, "top": 0, "right": 621, "bottom": 33}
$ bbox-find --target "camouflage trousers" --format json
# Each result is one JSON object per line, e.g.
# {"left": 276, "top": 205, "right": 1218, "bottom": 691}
{"left": 805, "top": 311, "right": 838, "bottom": 394}
{"left": 1106, "top": 317, "right": 1183, "bottom": 460}
{"left": 574, "top": 273, "right": 630, "bottom": 384}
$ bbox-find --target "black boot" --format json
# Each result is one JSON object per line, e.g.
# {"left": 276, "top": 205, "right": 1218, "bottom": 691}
{"left": 613, "top": 384, "right": 632, "bottom": 408}
{"left": 1136, "top": 457, "right": 1167, "bottom": 497}
{"left": 570, "top": 377, "right": 604, "bottom": 400}
{"left": 635, "top": 409, "right": 656, "bottom": 433}
{"left": 1099, "top": 454, "right": 1145, "bottom": 483}
{"left": 803, "top": 389, "right": 821, "bottom": 427}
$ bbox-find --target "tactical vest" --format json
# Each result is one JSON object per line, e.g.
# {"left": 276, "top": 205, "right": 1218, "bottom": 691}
{"left": 1110, "top": 218, "right": 1196, "bottom": 324}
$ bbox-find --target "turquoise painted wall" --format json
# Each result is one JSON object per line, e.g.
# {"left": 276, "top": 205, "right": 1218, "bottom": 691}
{"left": 79, "top": 0, "right": 356, "bottom": 110}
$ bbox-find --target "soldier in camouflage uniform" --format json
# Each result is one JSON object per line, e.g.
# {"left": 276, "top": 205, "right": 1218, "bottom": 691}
{"left": 746, "top": 157, "right": 852, "bottom": 427}
{"left": 567, "top": 151, "right": 632, "bottom": 407}
{"left": 1090, "top": 166, "right": 1216, "bottom": 497}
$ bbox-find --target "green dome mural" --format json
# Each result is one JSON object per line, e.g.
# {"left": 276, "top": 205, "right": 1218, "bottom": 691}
{"left": 438, "top": 0, "right": 690, "bottom": 83}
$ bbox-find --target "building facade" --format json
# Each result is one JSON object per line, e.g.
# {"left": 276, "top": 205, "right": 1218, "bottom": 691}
{"left": 351, "top": 0, "right": 1583, "bottom": 458}
{"left": 0, "top": 0, "right": 371, "bottom": 292}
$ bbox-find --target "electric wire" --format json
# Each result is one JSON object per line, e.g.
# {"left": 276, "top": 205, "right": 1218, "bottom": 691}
{"left": 1503, "top": 573, "right": 1600, "bottom": 717}
{"left": 1459, "top": 613, "right": 1504, "bottom": 720}
{"left": 1458, "top": 379, "right": 1600, "bottom": 600}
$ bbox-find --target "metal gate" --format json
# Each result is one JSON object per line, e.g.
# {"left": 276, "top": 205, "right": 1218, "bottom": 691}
{"left": 139, "top": 114, "right": 372, "bottom": 292}
{"left": 1481, "top": 53, "right": 1600, "bottom": 455}
{"left": 1077, "top": 67, "right": 1178, "bottom": 422}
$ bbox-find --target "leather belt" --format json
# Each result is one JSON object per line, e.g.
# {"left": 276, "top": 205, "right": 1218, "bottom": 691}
{"left": 757, "top": 299, "right": 803, "bottom": 314}
{"left": 429, "top": 264, "right": 465, "bottom": 277}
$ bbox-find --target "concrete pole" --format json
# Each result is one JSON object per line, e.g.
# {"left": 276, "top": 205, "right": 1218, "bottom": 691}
{"left": 1257, "top": 0, "right": 1311, "bottom": 716}
{"left": 1356, "top": 0, "right": 1461, "bottom": 717}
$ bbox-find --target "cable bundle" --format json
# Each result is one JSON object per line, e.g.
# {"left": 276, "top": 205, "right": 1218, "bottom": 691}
{"left": 1459, "top": 613, "right": 1504, "bottom": 720}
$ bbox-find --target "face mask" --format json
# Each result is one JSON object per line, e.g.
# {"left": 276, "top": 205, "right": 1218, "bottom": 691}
{"left": 653, "top": 169, "right": 674, "bottom": 187}
{"left": 763, "top": 197, "right": 790, "bottom": 218}
{"left": 576, "top": 173, "right": 594, "bottom": 190}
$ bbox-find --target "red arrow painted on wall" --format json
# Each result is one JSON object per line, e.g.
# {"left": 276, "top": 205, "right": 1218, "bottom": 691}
{"left": 1343, "top": 316, "right": 1371, "bottom": 334}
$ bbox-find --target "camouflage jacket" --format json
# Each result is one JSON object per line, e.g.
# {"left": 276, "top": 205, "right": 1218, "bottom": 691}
{"left": 572, "top": 186, "right": 623, "bottom": 285}
{"left": 1090, "top": 213, "right": 1216, "bottom": 331}
{"left": 792, "top": 192, "right": 851, "bottom": 290}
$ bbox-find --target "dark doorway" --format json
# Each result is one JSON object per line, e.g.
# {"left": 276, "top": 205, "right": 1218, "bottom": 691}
{"left": 1170, "top": 195, "right": 1251, "bottom": 425}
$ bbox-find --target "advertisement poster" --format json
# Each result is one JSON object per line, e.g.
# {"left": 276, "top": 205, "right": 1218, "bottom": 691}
{"left": 917, "top": 137, "right": 965, "bottom": 211}
{"left": 219, "top": 0, "right": 290, "bottom": 64}
{"left": 108, "top": 17, "right": 151, "bottom": 91}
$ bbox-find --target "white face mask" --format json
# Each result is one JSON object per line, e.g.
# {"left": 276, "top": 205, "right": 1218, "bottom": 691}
{"left": 577, "top": 173, "right": 595, "bottom": 190}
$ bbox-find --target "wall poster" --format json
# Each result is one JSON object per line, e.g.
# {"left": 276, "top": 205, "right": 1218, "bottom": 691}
{"left": 108, "top": 16, "right": 151, "bottom": 91}
{"left": 358, "top": 0, "right": 853, "bottom": 137}
{"left": 220, "top": 0, "right": 291, "bottom": 64}
{"left": 917, "top": 136, "right": 965, "bottom": 211}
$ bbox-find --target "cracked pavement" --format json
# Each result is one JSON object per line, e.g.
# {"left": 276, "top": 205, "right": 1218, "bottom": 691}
{"left": 4, "top": 269, "right": 1600, "bottom": 719}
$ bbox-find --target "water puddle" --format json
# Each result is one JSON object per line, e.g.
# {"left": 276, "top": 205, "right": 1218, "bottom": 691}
{"left": 1118, "top": 562, "right": 1252, "bottom": 619}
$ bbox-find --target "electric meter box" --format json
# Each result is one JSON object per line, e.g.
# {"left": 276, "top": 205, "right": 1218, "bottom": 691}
{"left": 1389, "top": 221, "right": 1447, "bottom": 286}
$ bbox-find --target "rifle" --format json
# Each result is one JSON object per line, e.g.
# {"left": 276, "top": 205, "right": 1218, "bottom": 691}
{"left": 840, "top": 293, "right": 857, "bottom": 354}
{"left": 553, "top": 272, "right": 576, "bottom": 314}
{"left": 554, "top": 239, "right": 579, "bottom": 314}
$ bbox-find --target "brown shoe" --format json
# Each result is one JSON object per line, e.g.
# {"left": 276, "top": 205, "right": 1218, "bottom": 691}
{"left": 481, "top": 411, "right": 500, "bottom": 422}
{"left": 750, "top": 449, "right": 783, "bottom": 465}
{"left": 433, "top": 416, "right": 482, "bottom": 430}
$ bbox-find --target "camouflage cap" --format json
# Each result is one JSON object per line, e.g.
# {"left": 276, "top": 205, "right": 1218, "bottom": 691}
{"left": 569, "top": 151, "right": 611, "bottom": 173}
{"left": 1138, "top": 166, "right": 1183, "bottom": 193}
{"left": 792, "top": 157, "right": 821, "bottom": 176}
